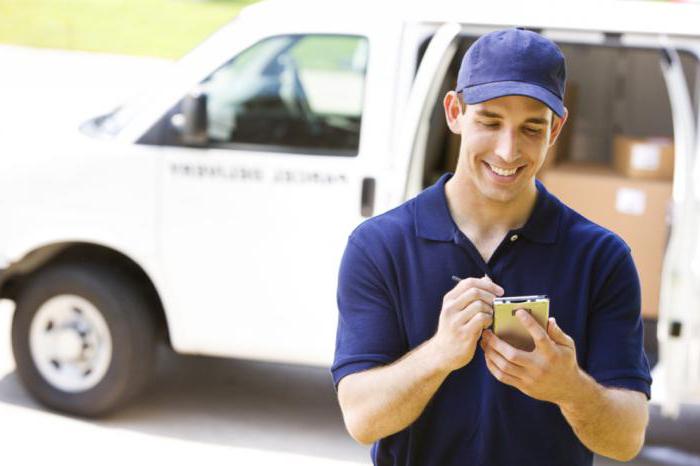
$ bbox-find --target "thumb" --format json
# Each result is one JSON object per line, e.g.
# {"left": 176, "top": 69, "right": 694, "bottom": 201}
{"left": 547, "top": 318, "right": 573, "bottom": 347}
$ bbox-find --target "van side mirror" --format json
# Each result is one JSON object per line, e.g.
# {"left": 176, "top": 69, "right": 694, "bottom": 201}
{"left": 170, "top": 90, "right": 208, "bottom": 146}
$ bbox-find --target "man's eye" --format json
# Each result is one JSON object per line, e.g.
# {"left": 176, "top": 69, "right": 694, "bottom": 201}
{"left": 479, "top": 122, "right": 499, "bottom": 128}
{"left": 524, "top": 127, "right": 542, "bottom": 135}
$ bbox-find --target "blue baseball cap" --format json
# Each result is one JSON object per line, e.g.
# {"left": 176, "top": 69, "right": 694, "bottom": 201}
{"left": 456, "top": 28, "right": 566, "bottom": 118}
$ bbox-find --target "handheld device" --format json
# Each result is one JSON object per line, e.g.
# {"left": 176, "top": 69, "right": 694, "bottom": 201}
{"left": 493, "top": 295, "right": 549, "bottom": 351}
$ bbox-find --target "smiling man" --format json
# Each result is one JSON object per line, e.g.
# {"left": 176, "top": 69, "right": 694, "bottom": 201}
{"left": 331, "top": 28, "right": 651, "bottom": 466}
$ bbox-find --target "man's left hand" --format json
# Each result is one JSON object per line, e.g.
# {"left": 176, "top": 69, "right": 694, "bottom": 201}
{"left": 480, "top": 309, "right": 583, "bottom": 405}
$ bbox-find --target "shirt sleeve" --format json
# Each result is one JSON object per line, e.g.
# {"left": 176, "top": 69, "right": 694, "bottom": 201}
{"left": 330, "top": 236, "right": 406, "bottom": 390}
{"left": 585, "top": 246, "right": 652, "bottom": 399}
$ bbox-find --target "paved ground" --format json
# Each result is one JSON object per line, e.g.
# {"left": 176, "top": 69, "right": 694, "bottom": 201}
{"left": 1, "top": 44, "right": 700, "bottom": 465}
{"left": 0, "top": 301, "right": 369, "bottom": 465}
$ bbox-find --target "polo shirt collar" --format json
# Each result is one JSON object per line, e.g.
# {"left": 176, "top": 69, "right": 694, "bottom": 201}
{"left": 415, "top": 172, "right": 560, "bottom": 244}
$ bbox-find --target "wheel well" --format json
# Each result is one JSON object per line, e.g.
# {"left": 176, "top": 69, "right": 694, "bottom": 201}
{"left": 1, "top": 243, "right": 171, "bottom": 347}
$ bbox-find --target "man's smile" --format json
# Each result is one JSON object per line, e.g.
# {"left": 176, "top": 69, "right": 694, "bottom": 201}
{"left": 482, "top": 161, "right": 525, "bottom": 181}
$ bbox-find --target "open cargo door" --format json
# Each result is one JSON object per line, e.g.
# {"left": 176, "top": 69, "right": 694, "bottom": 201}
{"left": 656, "top": 44, "right": 700, "bottom": 417}
{"left": 395, "top": 22, "right": 461, "bottom": 201}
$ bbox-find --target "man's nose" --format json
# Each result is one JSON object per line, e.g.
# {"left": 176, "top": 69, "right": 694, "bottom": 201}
{"left": 494, "top": 129, "right": 519, "bottom": 163}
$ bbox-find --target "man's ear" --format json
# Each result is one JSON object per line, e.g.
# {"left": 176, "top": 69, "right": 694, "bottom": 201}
{"left": 443, "top": 91, "right": 464, "bottom": 135}
{"left": 548, "top": 107, "right": 569, "bottom": 148}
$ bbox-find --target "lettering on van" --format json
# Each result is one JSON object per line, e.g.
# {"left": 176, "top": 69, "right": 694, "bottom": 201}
{"left": 169, "top": 163, "right": 348, "bottom": 185}
{"left": 170, "top": 163, "right": 263, "bottom": 181}
{"left": 273, "top": 170, "right": 347, "bottom": 184}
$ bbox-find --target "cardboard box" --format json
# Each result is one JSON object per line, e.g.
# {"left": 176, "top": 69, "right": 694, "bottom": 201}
{"left": 541, "top": 163, "right": 672, "bottom": 318}
{"left": 613, "top": 135, "right": 674, "bottom": 180}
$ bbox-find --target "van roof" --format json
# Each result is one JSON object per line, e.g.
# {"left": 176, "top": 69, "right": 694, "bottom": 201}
{"left": 245, "top": 0, "right": 700, "bottom": 39}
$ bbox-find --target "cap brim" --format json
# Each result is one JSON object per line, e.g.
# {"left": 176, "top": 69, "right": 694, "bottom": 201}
{"left": 462, "top": 81, "right": 565, "bottom": 118}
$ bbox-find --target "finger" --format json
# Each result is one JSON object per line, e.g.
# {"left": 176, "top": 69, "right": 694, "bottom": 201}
{"left": 454, "top": 298, "right": 493, "bottom": 326}
{"left": 482, "top": 274, "right": 506, "bottom": 296}
{"left": 447, "top": 287, "right": 496, "bottom": 315}
{"left": 547, "top": 318, "right": 575, "bottom": 348}
{"left": 484, "top": 350, "right": 523, "bottom": 387}
{"left": 445, "top": 275, "right": 502, "bottom": 300}
{"left": 463, "top": 311, "right": 493, "bottom": 337}
{"left": 482, "top": 330, "right": 530, "bottom": 367}
{"left": 455, "top": 303, "right": 492, "bottom": 329}
{"left": 445, "top": 276, "right": 504, "bottom": 301}
{"left": 515, "top": 309, "right": 553, "bottom": 352}
{"left": 482, "top": 345, "right": 529, "bottom": 380}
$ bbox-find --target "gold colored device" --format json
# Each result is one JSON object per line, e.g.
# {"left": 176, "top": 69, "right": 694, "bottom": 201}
{"left": 492, "top": 295, "right": 549, "bottom": 351}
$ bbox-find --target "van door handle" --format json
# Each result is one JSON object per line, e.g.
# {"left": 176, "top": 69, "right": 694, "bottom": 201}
{"left": 361, "top": 177, "right": 375, "bottom": 218}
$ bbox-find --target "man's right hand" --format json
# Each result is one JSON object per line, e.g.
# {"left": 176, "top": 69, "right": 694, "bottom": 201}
{"left": 337, "top": 274, "right": 504, "bottom": 444}
{"left": 430, "top": 275, "right": 504, "bottom": 373}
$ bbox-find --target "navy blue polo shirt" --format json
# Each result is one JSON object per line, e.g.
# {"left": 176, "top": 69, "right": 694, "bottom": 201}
{"left": 331, "top": 172, "right": 652, "bottom": 466}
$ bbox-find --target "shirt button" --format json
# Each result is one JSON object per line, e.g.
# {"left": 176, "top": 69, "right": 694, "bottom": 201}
{"left": 510, "top": 234, "right": 519, "bottom": 242}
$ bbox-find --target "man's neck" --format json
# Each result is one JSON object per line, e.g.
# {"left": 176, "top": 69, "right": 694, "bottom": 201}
{"left": 444, "top": 173, "right": 538, "bottom": 241}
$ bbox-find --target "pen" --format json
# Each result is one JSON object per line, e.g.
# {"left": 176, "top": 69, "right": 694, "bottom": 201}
{"left": 452, "top": 274, "right": 492, "bottom": 283}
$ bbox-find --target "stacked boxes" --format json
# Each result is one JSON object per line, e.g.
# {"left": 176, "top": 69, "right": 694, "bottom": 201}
{"left": 537, "top": 79, "right": 674, "bottom": 318}
{"left": 541, "top": 164, "right": 672, "bottom": 318}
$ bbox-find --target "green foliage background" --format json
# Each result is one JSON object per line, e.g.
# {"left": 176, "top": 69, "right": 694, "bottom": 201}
{"left": 0, "top": 0, "right": 259, "bottom": 58}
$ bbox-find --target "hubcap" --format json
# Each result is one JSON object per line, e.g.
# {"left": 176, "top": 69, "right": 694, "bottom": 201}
{"left": 29, "top": 295, "right": 113, "bottom": 392}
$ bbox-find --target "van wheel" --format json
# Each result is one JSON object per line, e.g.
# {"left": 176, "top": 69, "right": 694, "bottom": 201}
{"left": 11, "top": 263, "right": 157, "bottom": 417}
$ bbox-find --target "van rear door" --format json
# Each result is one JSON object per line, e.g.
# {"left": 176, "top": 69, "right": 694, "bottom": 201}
{"left": 393, "top": 22, "right": 461, "bottom": 201}
{"left": 656, "top": 41, "right": 700, "bottom": 417}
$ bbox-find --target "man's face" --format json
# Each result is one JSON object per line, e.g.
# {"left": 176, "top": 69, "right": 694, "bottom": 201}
{"left": 451, "top": 94, "right": 563, "bottom": 204}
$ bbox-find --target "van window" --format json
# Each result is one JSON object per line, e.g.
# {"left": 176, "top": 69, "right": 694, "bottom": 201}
{"left": 155, "top": 34, "right": 368, "bottom": 156}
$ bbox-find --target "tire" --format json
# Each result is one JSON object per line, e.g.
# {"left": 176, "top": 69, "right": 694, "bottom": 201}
{"left": 11, "top": 262, "right": 158, "bottom": 417}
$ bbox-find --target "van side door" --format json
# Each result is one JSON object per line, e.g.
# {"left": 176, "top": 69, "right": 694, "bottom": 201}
{"left": 143, "top": 23, "right": 402, "bottom": 366}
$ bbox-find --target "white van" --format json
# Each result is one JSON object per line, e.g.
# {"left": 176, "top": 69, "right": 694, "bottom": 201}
{"left": 2, "top": 0, "right": 699, "bottom": 417}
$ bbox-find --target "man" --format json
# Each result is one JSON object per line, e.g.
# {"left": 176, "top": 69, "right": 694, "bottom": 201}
{"left": 331, "top": 28, "right": 651, "bottom": 465}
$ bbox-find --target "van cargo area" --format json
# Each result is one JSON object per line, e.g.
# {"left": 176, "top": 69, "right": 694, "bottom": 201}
{"left": 419, "top": 34, "right": 700, "bottom": 366}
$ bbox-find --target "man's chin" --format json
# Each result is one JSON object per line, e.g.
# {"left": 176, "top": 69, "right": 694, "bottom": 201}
{"left": 478, "top": 184, "right": 520, "bottom": 204}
